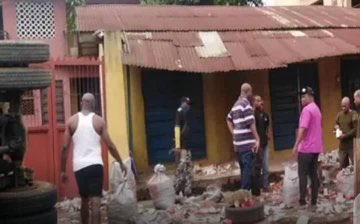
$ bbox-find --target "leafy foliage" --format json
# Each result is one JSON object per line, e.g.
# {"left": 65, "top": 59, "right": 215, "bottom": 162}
{"left": 66, "top": 0, "right": 86, "bottom": 32}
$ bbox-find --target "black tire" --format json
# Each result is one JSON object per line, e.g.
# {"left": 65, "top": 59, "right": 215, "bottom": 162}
{"left": 1, "top": 208, "right": 57, "bottom": 224}
{"left": 0, "top": 41, "right": 49, "bottom": 66}
{"left": 225, "top": 202, "right": 265, "bottom": 224}
{"left": 0, "top": 68, "right": 51, "bottom": 90}
{"left": 0, "top": 181, "right": 57, "bottom": 218}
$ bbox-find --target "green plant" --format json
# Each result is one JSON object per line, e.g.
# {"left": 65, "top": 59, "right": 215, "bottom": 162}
{"left": 66, "top": 0, "right": 86, "bottom": 33}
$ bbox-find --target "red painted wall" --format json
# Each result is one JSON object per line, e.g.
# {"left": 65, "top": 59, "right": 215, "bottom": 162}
{"left": 2, "top": 0, "right": 108, "bottom": 199}
{"left": 2, "top": 0, "right": 67, "bottom": 58}
{"left": 23, "top": 127, "right": 55, "bottom": 183}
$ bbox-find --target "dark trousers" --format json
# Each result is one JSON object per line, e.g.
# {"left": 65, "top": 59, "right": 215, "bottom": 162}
{"left": 338, "top": 147, "right": 353, "bottom": 169}
{"left": 237, "top": 150, "right": 254, "bottom": 190}
{"left": 298, "top": 152, "right": 319, "bottom": 205}
{"left": 251, "top": 151, "right": 262, "bottom": 196}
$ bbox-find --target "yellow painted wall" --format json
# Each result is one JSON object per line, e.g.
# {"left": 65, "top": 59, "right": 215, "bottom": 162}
{"left": 318, "top": 57, "right": 342, "bottom": 152}
{"left": 202, "top": 73, "right": 233, "bottom": 164}
{"left": 109, "top": 53, "right": 341, "bottom": 172}
{"left": 218, "top": 60, "right": 342, "bottom": 162}
{"left": 128, "top": 66, "right": 149, "bottom": 171}
{"left": 201, "top": 71, "right": 288, "bottom": 164}
{"left": 103, "top": 31, "right": 130, "bottom": 164}
{"left": 225, "top": 70, "right": 294, "bottom": 161}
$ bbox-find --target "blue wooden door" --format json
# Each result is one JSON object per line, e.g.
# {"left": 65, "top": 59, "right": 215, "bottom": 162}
{"left": 270, "top": 63, "right": 319, "bottom": 151}
{"left": 142, "top": 70, "right": 207, "bottom": 164}
{"left": 341, "top": 59, "right": 360, "bottom": 107}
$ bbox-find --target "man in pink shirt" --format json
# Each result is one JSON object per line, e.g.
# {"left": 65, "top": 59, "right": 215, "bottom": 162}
{"left": 293, "top": 87, "right": 323, "bottom": 208}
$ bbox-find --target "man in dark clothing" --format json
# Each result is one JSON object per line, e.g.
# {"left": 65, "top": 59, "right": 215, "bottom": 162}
{"left": 175, "top": 97, "right": 190, "bottom": 152}
{"left": 253, "top": 95, "right": 270, "bottom": 193}
{"left": 335, "top": 97, "right": 357, "bottom": 169}
{"left": 174, "top": 97, "right": 192, "bottom": 196}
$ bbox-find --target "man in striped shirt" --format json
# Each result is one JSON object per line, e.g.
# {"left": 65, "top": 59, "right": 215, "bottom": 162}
{"left": 227, "top": 83, "right": 260, "bottom": 190}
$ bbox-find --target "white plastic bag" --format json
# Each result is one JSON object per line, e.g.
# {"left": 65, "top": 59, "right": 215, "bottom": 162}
{"left": 108, "top": 160, "right": 138, "bottom": 224}
{"left": 147, "top": 164, "right": 176, "bottom": 210}
{"left": 283, "top": 163, "right": 300, "bottom": 207}
{"left": 110, "top": 158, "right": 137, "bottom": 200}
{"left": 336, "top": 166, "right": 354, "bottom": 199}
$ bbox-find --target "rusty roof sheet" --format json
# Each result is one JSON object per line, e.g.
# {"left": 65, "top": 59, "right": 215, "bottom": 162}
{"left": 76, "top": 5, "right": 360, "bottom": 73}
{"left": 120, "top": 29, "right": 360, "bottom": 73}
{"left": 86, "top": 0, "right": 139, "bottom": 4}
{"left": 76, "top": 5, "right": 360, "bottom": 32}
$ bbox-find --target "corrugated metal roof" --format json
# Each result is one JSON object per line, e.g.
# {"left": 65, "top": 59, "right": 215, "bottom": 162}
{"left": 76, "top": 5, "right": 360, "bottom": 73}
{"left": 86, "top": 0, "right": 139, "bottom": 4}
{"left": 120, "top": 29, "right": 360, "bottom": 73}
{"left": 76, "top": 5, "right": 360, "bottom": 32}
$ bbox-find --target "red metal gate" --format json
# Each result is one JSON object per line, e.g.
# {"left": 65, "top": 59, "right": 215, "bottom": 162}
{"left": 23, "top": 57, "right": 108, "bottom": 199}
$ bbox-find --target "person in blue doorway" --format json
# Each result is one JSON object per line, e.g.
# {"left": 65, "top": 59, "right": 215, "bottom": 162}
{"left": 174, "top": 97, "right": 193, "bottom": 197}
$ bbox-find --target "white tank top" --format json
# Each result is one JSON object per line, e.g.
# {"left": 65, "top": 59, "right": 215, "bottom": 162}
{"left": 72, "top": 112, "right": 103, "bottom": 172}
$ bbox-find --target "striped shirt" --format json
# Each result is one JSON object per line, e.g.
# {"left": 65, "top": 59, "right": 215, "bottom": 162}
{"left": 227, "top": 97, "right": 255, "bottom": 152}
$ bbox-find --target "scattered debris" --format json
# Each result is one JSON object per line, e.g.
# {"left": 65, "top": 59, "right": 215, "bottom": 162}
{"left": 193, "top": 162, "right": 240, "bottom": 179}
{"left": 223, "top": 189, "right": 252, "bottom": 207}
{"left": 296, "top": 215, "right": 310, "bottom": 224}
{"left": 56, "top": 197, "right": 81, "bottom": 212}
{"left": 182, "top": 184, "right": 223, "bottom": 204}
{"left": 336, "top": 166, "right": 354, "bottom": 199}
{"left": 57, "top": 149, "right": 355, "bottom": 224}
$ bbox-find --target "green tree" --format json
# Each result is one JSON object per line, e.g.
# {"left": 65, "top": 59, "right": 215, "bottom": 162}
{"left": 66, "top": 0, "right": 86, "bottom": 32}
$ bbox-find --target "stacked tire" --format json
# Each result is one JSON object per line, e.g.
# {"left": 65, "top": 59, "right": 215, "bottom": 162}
{"left": 0, "top": 41, "right": 56, "bottom": 224}
{"left": 0, "top": 41, "right": 51, "bottom": 90}
{"left": 0, "top": 182, "right": 57, "bottom": 224}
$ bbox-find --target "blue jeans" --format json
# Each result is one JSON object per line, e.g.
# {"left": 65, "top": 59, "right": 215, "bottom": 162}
{"left": 237, "top": 150, "right": 254, "bottom": 190}
{"left": 261, "top": 145, "right": 269, "bottom": 188}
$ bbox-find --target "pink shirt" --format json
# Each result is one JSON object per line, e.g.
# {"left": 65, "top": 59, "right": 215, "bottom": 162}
{"left": 298, "top": 102, "right": 323, "bottom": 154}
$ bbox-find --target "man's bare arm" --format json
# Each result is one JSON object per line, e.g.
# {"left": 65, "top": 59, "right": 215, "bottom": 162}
{"left": 227, "top": 119, "right": 234, "bottom": 135}
{"left": 61, "top": 120, "right": 73, "bottom": 182}
{"left": 293, "top": 128, "right": 306, "bottom": 154}
{"left": 250, "top": 122, "right": 260, "bottom": 153}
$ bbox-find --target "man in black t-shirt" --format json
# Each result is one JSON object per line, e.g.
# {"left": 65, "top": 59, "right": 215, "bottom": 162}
{"left": 175, "top": 97, "right": 191, "bottom": 150}
{"left": 174, "top": 97, "right": 193, "bottom": 196}
{"left": 253, "top": 95, "right": 270, "bottom": 192}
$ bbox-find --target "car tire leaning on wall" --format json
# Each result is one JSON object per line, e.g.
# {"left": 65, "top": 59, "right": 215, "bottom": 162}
{"left": 0, "top": 41, "right": 50, "bottom": 66}
{"left": 0, "top": 208, "right": 57, "bottom": 224}
{"left": 0, "top": 181, "right": 57, "bottom": 218}
{"left": 0, "top": 68, "right": 51, "bottom": 90}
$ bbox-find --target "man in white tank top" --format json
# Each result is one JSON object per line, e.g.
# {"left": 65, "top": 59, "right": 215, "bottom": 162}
{"left": 61, "top": 93, "right": 127, "bottom": 224}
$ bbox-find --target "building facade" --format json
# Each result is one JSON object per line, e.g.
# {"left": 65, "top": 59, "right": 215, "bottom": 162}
{"left": 76, "top": 5, "right": 360, "bottom": 173}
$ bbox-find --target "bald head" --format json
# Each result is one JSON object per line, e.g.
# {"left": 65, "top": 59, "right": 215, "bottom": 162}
{"left": 341, "top": 97, "right": 351, "bottom": 112}
{"left": 342, "top": 97, "right": 350, "bottom": 105}
{"left": 355, "top": 89, "right": 360, "bottom": 107}
{"left": 81, "top": 93, "right": 95, "bottom": 111}
{"left": 241, "top": 83, "right": 253, "bottom": 99}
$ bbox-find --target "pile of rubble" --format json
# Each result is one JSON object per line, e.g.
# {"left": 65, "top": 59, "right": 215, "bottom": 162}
{"left": 57, "top": 149, "right": 355, "bottom": 224}
{"left": 193, "top": 162, "right": 240, "bottom": 179}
